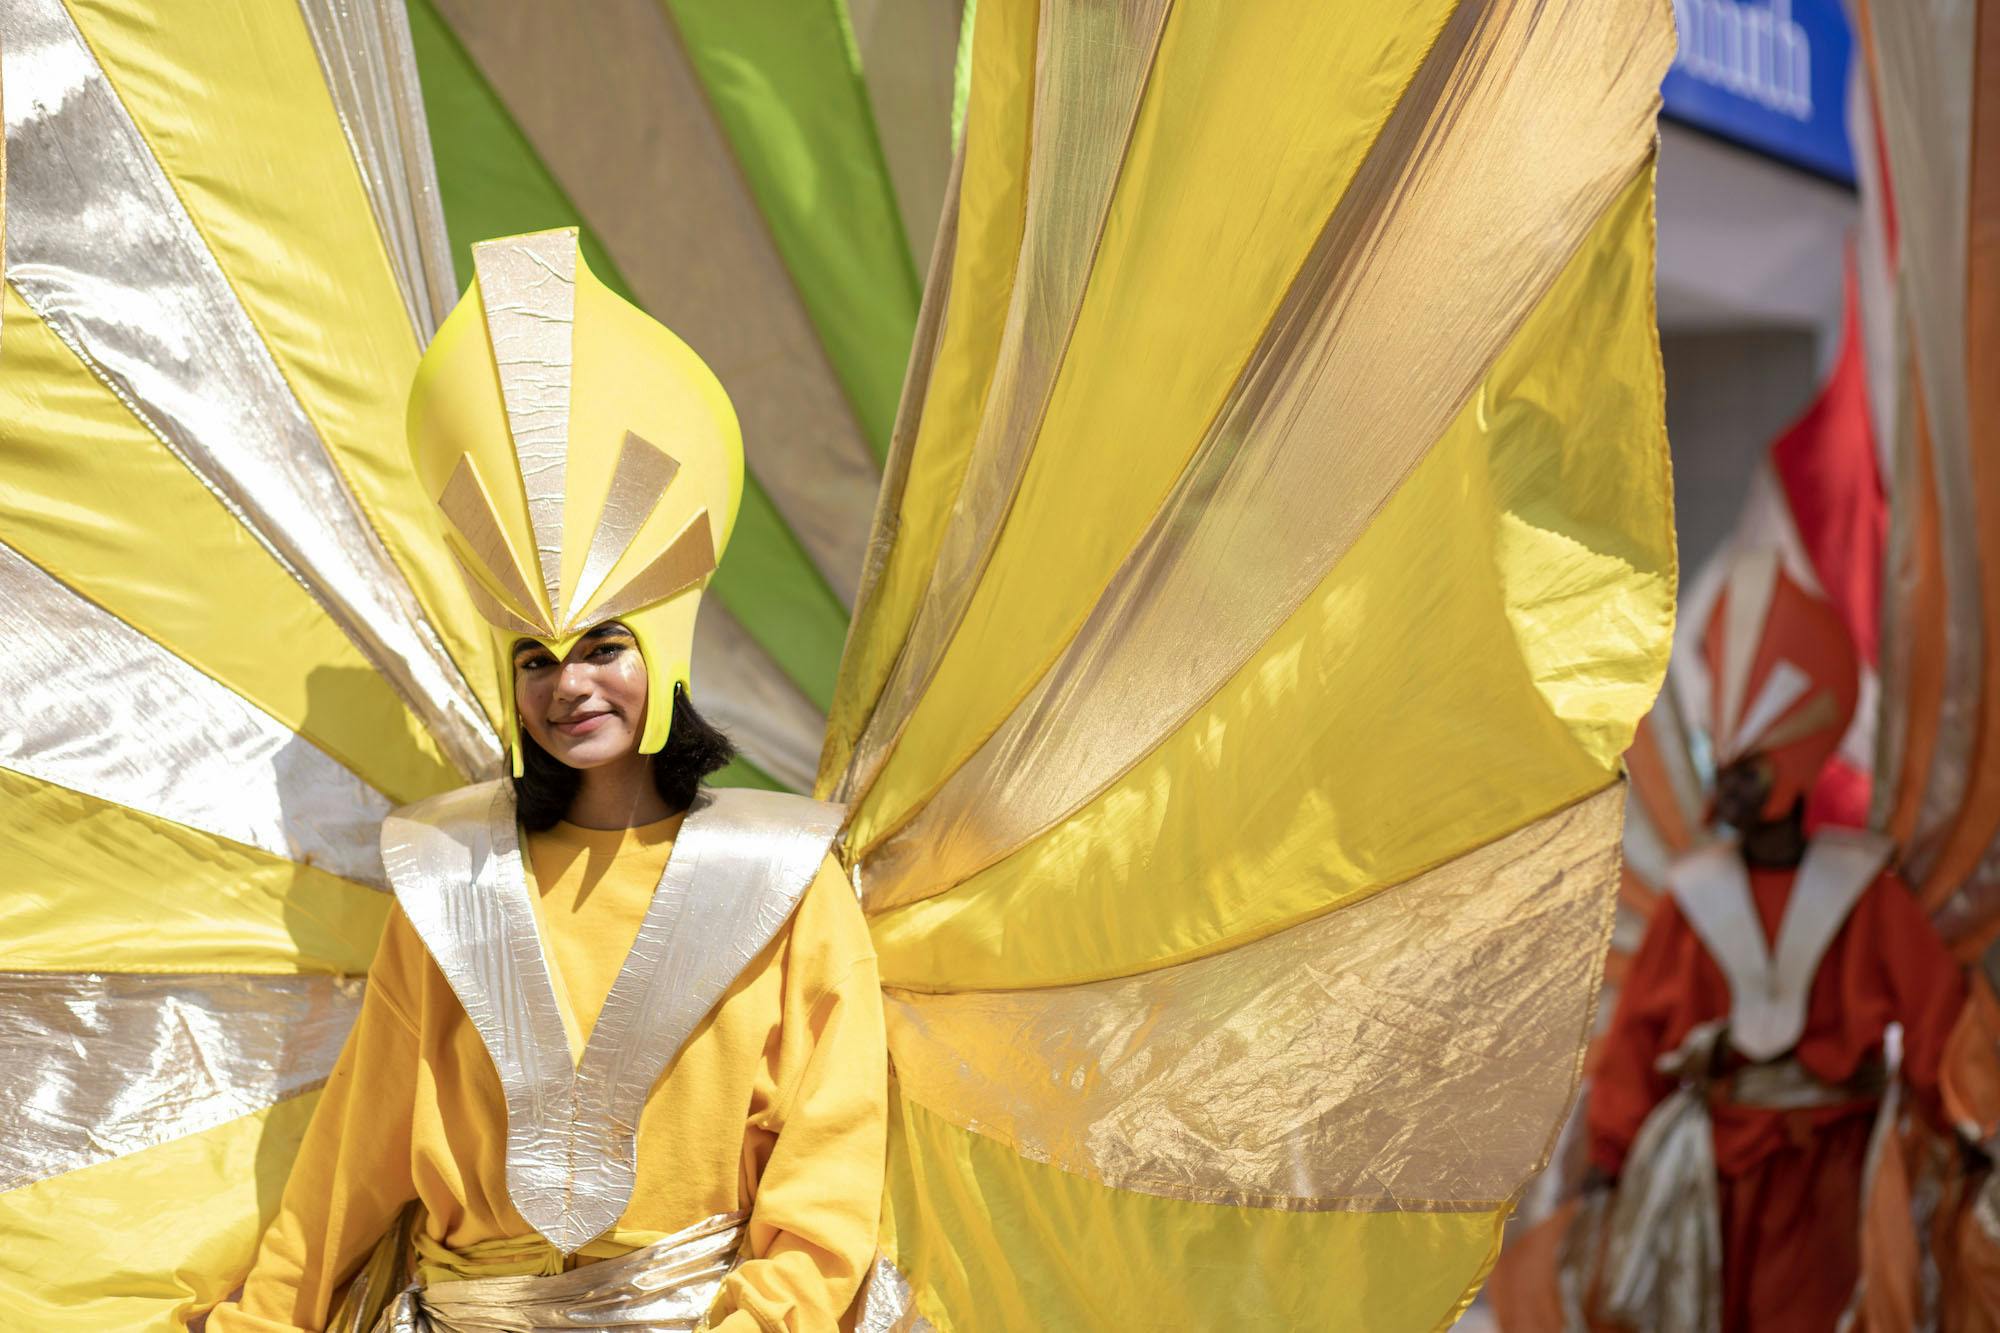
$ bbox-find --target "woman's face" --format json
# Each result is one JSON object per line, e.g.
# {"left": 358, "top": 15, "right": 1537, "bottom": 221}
{"left": 513, "top": 623, "right": 650, "bottom": 769}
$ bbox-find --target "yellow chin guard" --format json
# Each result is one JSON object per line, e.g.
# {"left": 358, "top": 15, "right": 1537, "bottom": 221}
{"left": 406, "top": 229, "right": 744, "bottom": 773}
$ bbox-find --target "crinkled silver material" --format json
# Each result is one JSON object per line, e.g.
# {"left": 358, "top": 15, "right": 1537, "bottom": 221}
{"left": 851, "top": 1252, "right": 936, "bottom": 1333}
{"left": 0, "top": 540, "right": 391, "bottom": 886}
{"left": 0, "top": 0, "right": 499, "bottom": 781}
{"left": 471, "top": 232, "right": 576, "bottom": 623}
{"left": 0, "top": 971, "right": 363, "bottom": 1193}
{"left": 381, "top": 782, "right": 843, "bottom": 1253}
{"left": 295, "top": 0, "right": 459, "bottom": 339}
{"left": 381, "top": 1211, "right": 747, "bottom": 1332}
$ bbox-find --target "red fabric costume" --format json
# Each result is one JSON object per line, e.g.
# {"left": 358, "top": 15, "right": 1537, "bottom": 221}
{"left": 1587, "top": 555, "right": 1965, "bottom": 1331}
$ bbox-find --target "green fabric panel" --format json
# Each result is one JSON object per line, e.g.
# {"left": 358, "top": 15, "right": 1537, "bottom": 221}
{"left": 710, "top": 757, "right": 785, "bottom": 792}
{"left": 660, "top": 0, "right": 920, "bottom": 461}
{"left": 406, "top": 0, "right": 847, "bottom": 711}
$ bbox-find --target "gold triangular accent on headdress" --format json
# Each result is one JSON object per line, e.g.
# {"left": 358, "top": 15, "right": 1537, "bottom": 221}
{"left": 565, "top": 431, "right": 681, "bottom": 627}
{"left": 571, "top": 510, "right": 717, "bottom": 631}
{"left": 437, "top": 454, "right": 554, "bottom": 634}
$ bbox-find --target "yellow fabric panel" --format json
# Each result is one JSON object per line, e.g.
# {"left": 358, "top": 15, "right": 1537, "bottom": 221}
{"left": 62, "top": 0, "right": 502, "bottom": 731}
{"left": 819, "top": 0, "right": 1037, "bottom": 787}
{"left": 881, "top": 1090, "right": 1498, "bottom": 1332}
{"left": 846, "top": 1, "right": 1460, "bottom": 851}
{"left": 0, "top": 768, "right": 388, "bottom": 976}
{"left": 0, "top": 285, "right": 457, "bottom": 805}
{"left": 0, "top": 1092, "right": 319, "bottom": 1332}
{"left": 869, "top": 170, "right": 1672, "bottom": 990}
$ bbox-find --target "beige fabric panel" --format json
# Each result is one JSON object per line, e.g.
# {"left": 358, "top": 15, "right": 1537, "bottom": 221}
{"left": 885, "top": 786, "right": 1622, "bottom": 1210}
{"left": 847, "top": 0, "right": 965, "bottom": 266}
{"left": 433, "top": 0, "right": 881, "bottom": 608}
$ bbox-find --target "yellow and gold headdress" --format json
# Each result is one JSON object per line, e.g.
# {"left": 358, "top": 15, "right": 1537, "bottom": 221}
{"left": 408, "top": 228, "right": 743, "bottom": 772}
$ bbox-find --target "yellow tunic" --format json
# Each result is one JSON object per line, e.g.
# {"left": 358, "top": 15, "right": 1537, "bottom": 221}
{"left": 210, "top": 816, "right": 887, "bottom": 1332}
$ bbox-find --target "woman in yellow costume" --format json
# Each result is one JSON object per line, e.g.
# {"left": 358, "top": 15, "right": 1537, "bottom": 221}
{"left": 0, "top": 1, "right": 1688, "bottom": 1329}
{"left": 208, "top": 231, "right": 886, "bottom": 1332}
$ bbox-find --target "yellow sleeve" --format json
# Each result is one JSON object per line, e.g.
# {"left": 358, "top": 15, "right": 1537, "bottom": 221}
{"left": 713, "top": 859, "right": 888, "bottom": 1333}
{"left": 207, "top": 910, "right": 423, "bottom": 1332}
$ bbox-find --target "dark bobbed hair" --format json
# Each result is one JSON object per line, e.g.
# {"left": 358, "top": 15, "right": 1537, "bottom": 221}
{"left": 511, "top": 684, "right": 737, "bottom": 832}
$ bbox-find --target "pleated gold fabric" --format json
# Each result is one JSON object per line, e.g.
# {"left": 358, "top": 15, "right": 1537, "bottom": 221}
{"left": 885, "top": 788, "right": 1622, "bottom": 1210}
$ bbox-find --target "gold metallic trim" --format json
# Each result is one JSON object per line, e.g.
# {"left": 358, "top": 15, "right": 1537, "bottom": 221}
{"left": 822, "top": 141, "right": 966, "bottom": 797}
{"left": 0, "top": 539, "right": 391, "bottom": 887}
{"left": 567, "top": 430, "right": 680, "bottom": 625}
{"left": 438, "top": 453, "right": 553, "bottom": 633}
{"left": 884, "top": 787, "right": 1622, "bottom": 1210}
{"left": 0, "top": 0, "right": 500, "bottom": 779}
{"left": 472, "top": 229, "right": 577, "bottom": 624}
{"left": 406, "top": 1211, "right": 748, "bottom": 1332}
{"left": 383, "top": 782, "right": 841, "bottom": 1252}
{"left": 0, "top": 972, "right": 362, "bottom": 1193}
{"left": 570, "top": 509, "right": 717, "bottom": 631}
{"left": 446, "top": 544, "right": 551, "bottom": 640}
{"left": 854, "top": 0, "right": 1673, "bottom": 907}
{"left": 433, "top": 0, "right": 882, "bottom": 607}
{"left": 294, "top": 0, "right": 458, "bottom": 339}
{"left": 840, "top": 0, "right": 1178, "bottom": 806}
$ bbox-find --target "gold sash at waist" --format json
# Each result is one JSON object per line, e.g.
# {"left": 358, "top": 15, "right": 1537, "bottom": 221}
{"left": 371, "top": 1211, "right": 748, "bottom": 1333}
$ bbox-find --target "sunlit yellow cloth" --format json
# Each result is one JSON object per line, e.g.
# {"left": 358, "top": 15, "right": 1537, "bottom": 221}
{"left": 209, "top": 820, "right": 886, "bottom": 1333}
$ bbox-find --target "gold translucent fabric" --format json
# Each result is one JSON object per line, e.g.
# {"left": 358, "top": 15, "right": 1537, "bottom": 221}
{"left": 885, "top": 788, "right": 1621, "bottom": 1209}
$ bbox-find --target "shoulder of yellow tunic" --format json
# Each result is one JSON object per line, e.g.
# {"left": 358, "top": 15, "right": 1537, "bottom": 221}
{"left": 787, "top": 853, "right": 879, "bottom": 993}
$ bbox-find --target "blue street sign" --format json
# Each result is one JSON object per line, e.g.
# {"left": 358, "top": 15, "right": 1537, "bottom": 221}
{"left": 1662, "top": 0, "right": 1858, "bottom": 185}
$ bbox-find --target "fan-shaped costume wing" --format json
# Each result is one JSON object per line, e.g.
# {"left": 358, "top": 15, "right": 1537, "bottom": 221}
{"left": 0, "top": 1, "right": 499, "bottom": 1325}
{"left": 825, "top": 2, "right": 1678, "bottom": 1327}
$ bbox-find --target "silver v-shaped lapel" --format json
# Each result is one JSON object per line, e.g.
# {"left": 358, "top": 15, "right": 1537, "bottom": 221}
{"left": 382, "top": 780, "right": 845, "bottom": 1252}
{"left": 1668, "top": 830, "right": 1892, "bottom": 1062}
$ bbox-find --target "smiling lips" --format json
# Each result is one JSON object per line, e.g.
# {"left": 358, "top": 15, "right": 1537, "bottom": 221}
{"left": 552, "top": 710, "right": 613, "bottom": 736}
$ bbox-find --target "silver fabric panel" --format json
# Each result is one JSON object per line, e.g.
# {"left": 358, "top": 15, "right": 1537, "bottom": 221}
{"left": 1667, "top": 832, "right": 1890, "bottom": 1062}
{"left": 472, "top": 232, "right": 576, "bottom": 624}
{"left": 0, "top": 972, "right": 363, "bottom": 1193}
{"left": 295, "top": 0, "right": 460, "bottom": 340}
{"left": 382, "top": 782, "right": 841, "bottom": 1252}
{"left": 693, "top": 607, "right": 828, "bottom": 794}
{"left": 1597, "top": 1025, "right": 1725, "bottom": 1333}
{"left": 385, "top": 1212, "right": 746, "bottom": 1332}
{"left": 0, "top": 541, "right": 391, "bottom": 887}
{"left": 0, "top": 0, "right": 499, "bottom": 781}
{"left": 852, "top": 1252, "right": 937, "bottom": 1333}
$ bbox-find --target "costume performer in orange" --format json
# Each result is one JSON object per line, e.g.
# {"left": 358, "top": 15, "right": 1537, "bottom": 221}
{"left": 1588, "top": 552, "right": 1965, "bottom": 1332}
